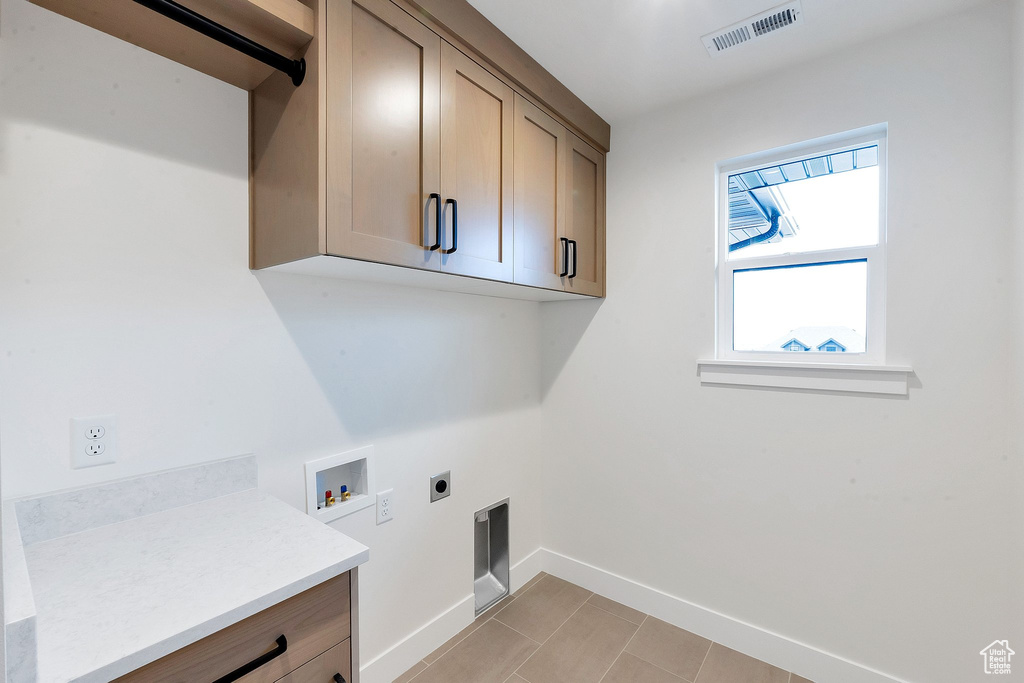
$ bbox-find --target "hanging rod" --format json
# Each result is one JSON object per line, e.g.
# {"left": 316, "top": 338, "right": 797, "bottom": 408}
{"left": 133, "top": 0, "right": 306, "bottom": 86}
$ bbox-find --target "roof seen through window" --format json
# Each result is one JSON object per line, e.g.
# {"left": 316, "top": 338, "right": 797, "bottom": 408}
{"left": 727, "top": 146, "right": 880, "bottom": 260}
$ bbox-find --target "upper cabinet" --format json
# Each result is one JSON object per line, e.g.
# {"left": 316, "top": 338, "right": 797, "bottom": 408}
{"left": 252, "top": 0, "right": 608, "bottom": 300}
{"left": 30, "top": 0, "right": 608, "bottom": 299}
{"left": 513, "top": 95, "right": 567, "bottom": 291}
{"left": 327, "top": 0, "right": 442, "bottom": 270}
{"left": 513, "top": 96, "right": 605, "bottom": 297}
{"left": 439, "top": 43, "right": 515, "bottom": 282}
{"left": 565, "top": 132, "right": 606, "bottom": 297}
{"left": 324, "top": 0, "right": 513, "bottom": 280}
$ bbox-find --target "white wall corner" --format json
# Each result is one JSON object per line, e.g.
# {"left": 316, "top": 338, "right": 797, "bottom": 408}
{"left": 358, "top": 549, "right": 545, "bottom": 683}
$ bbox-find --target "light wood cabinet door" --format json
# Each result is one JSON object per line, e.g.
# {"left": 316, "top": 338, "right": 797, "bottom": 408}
{"left": 513, "top": 94, "right": 568, "bottom": 290}
{"left": 272, "top": 639, "right": 350, "bottom": 683}
{"left": 327, "top": 0, "right": 442, "bottom": 270}
{"left": 439, "top": 43, "right": 514, "bottom": 282}
{"left": 565, "top": 132, "right": 605, "bottom": 296}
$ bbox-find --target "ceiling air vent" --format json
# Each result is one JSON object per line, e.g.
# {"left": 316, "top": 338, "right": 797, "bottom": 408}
{"left": 701, "top": 1, "right": 803, "bottom": 57}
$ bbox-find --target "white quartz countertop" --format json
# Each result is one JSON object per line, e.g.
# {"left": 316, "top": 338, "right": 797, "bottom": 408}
{"left": 21, "top": 487, "right": 368, "bottom": 682}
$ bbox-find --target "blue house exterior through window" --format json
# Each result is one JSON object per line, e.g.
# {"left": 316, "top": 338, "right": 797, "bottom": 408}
{"left": 817, "top": 338, "right": 846, "bottom": 353}
{"left": 763, "top": 327, "right": 863, "bottom": 354}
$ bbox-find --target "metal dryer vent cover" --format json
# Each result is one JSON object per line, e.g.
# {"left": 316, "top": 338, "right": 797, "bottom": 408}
{"left": 701, "top": 1, "right": 803, "bottom": 57}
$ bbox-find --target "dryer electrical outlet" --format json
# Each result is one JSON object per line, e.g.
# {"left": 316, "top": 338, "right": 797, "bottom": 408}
{"left": 430, "top": 471, "right": 451, "bottom": 502}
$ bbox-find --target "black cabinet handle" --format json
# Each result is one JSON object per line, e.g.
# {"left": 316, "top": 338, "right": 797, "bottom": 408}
{"left": 443, "top": 198, "right": 458, "bottom": 254}
{"left": 569, "top": 239, "right": 578, "bottom": 279}
{"left": 559, "top": 237, "right": 569, "bottom": 277}
{"left": 428, "top": 193, "right": 442, "bottom": 251}
{"left": 333, "top": 675, "right": 346, "bottom": 683}
{"left": 211, "top": 635, "right": 287, "bottom": 683}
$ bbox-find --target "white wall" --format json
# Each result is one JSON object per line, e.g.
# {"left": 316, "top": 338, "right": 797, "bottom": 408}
{"left": 0, "top": 470, "right": 4, "bottom": 682}
{"left": 1013, "top": 0, "right": 1024, "bottom": 655}
{"left": 541, "top": 4, "right": 1023, "bottom": 683}
{"left": 3, "top": 1, "right": 1024, "bottom": 681}
{"left": 1016, "top": 3, "right": 1024, "bottom": 417}
{"left": 0, "top": 0, "right": 545, "bottom": 671}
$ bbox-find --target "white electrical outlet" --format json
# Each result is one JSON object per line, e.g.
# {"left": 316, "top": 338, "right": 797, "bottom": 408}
{"left": 376, "top": 489, "right": 394, "bottom": 525}
{"left": 71, "top": 415, "right": 117, "bottom": 469}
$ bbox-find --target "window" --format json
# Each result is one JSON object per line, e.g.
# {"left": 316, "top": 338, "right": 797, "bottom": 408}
{"left": 716, "top": 128, "right": 887, "bottom": 365}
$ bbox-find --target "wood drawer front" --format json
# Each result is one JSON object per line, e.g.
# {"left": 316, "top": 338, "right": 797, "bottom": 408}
{"left": 115, "top": 573, "right": 350, "bottom": 683}
{"left": 275, "top": 639, "right": 351, "bottom": 683}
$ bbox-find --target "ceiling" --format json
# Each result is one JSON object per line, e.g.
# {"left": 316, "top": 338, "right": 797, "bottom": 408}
{"left": 465, "top": 0, "right": 992, "bottom": 122}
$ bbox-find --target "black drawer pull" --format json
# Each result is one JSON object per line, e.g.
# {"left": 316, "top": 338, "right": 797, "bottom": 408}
{"left": 428, "top": 193, "right": 442, "bottom": 251}
{"left": 334, "top": 675, "right": 347, "bottom": 683}
{"left": 568, "top": 239, "right": 578, "bottom": 279}
{"left": 211, "top": 635, "right": 287, "bottom": 683}
{"left": 443, "top": 198, "right": 458, "bottom": 254}
{"left": 559, "top": 237, "right": 569, "bottom": 277}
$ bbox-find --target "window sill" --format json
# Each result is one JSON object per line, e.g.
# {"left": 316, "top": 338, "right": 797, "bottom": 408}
{"left": 696, "top": 359, "right": 913, "bottom": 396}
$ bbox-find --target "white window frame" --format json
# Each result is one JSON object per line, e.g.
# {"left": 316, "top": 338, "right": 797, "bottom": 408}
{"left": 715, "top": 126, "right": 888, "bottom": 366}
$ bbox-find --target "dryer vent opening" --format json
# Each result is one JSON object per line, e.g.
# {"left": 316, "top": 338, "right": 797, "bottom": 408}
{"left": 474, "top": 499, "right": 509, "bottom": 615}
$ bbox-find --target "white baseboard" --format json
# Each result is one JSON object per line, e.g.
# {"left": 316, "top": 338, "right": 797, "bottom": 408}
{"left": 359, "top": 547, "right": 905, "bottom": 683}
{"left": 359, "top": 548, "right": 545, "bottom": 683}
{"left": 540, "top": 549, "right": 908, "bottom": 683}
{"left": 359, "top": 592, "right": 473, "bottom": 683}
{"left": 508, "top": 547, "right": 545, "bottom": 593}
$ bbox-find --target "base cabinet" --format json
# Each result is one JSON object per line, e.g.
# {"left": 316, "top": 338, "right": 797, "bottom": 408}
{"left": 276, "top": 640, "right": 352, "bottom": 683}
{"left": 253, "top": 0, "right": 606, "bottom": 298}
{"left": 115, "top": 573, "right": 353, "bottom": 683}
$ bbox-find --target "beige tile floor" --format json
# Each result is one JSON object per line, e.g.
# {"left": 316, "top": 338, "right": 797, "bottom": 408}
{"left": 395, "top": 573, "right": 816, "bottom": 683}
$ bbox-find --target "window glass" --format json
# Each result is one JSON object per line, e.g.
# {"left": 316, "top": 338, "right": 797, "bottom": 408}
{"left": 727, "top": 146, "right": 879, "bottom": 260}
{"left": 732, "top": 260, "right": 867, "bottom": 353}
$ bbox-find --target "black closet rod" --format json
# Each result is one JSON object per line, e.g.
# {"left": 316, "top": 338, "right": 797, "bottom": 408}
{"left": 133, "top": 0, "right": 306, "bottom": 86}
